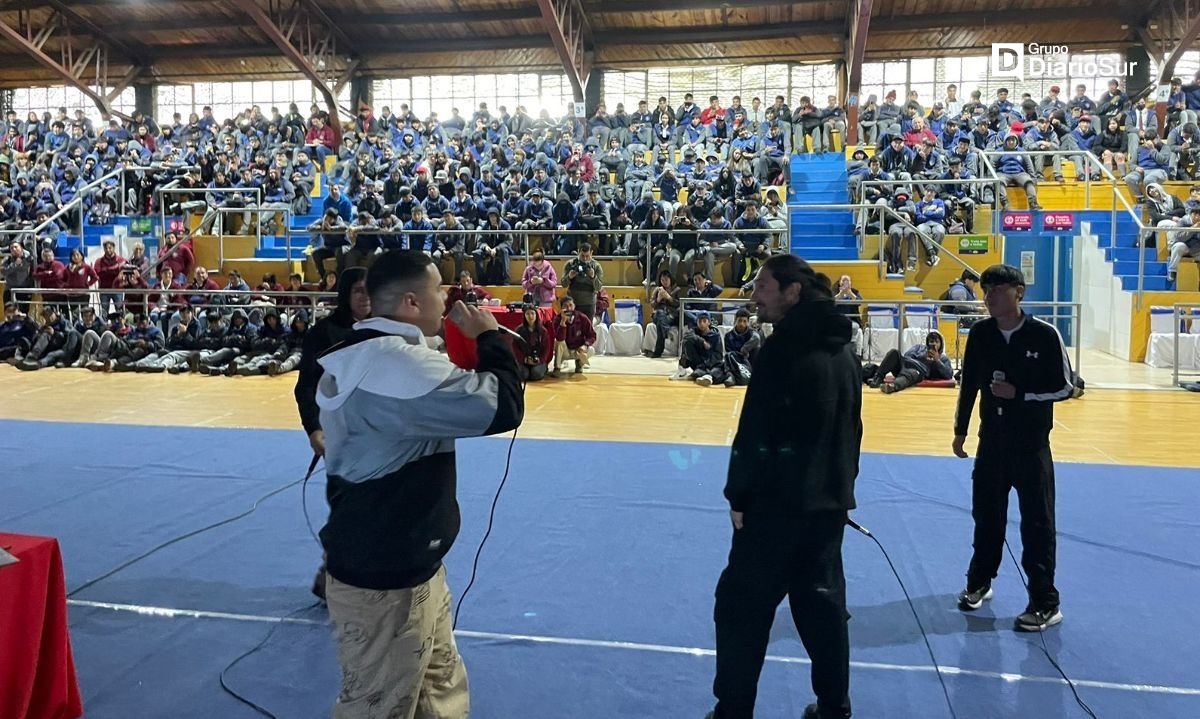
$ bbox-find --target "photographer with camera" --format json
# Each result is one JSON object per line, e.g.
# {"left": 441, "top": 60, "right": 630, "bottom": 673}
{"left": 514, "top": 304, "right": 554, "bottom": 381}
{"left": 562, "top": 242, "right": 603, "bottom": 319}
{"left": 551, "top": 295, "right": 596, "bottom": 376}
{"left": 444, "top": 271, "right": 493, "bottom": 315}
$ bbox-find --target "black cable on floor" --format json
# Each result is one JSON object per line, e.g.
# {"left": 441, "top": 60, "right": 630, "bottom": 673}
{"left": 67, "top": 473, "right": 311, "bottom": 598}
{"left": 453, "top": 422, "right": 520, "bottom": 630}
{"left": 849, "top": 520, "right": 959, "bottom": 719}
{"left": 1003, "top": 538, "right": 1100, "bottom": 718}
{"left": 218, "top": 601, "right": 324, "bottom": 719}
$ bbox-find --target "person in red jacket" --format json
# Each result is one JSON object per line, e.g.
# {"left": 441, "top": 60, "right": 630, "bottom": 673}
{"left": 93, "top": 239, "right": 125, "bottom": 315}
{"left": 513, "top": 305, "right": 554, "bottom": 381}
{"left": 443, "top": 270, "right": 493, "bottom": 315}
{"left": 158, "top": 231, "right": 195, "bottom": 281}
{"left": 33, "top": 247, "right": 66, "bottom": 310}
{"left": 550, "top": 295, "right": 596, "bottom": 376}
{"left": 62, "top": 248, "right": 98, "bottom": 314}
{"left": 304, "top": 116, "right": 336, "bottom": 164}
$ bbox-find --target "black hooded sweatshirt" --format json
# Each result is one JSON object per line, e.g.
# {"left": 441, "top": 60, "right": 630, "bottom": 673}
{"left": 294, "top": 267, "right": 367, "bottom": 435}
{"left": 725, "top": 299, "right": 861, "bottom": 515}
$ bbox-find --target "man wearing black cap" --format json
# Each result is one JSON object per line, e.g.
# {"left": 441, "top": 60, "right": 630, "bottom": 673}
{"left": 708, "top": 254, "right": 859, "bottom": 719}
{"left": 953, "top": 264, "right": 1075, "bottom": 632}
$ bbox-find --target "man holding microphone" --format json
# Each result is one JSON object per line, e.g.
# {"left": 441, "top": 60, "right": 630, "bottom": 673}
{"left": 952, "top": 264, "right": 1075, "bottom": 632}
{"left": 315, "top": 250, "right": 524, "bottom": 718}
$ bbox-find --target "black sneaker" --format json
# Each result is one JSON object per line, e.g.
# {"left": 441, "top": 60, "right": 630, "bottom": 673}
{"left": 803, "top": 703, "right": 850, "bottom": 719}
{"left": 1015, "top": 605, "right": 1063, "bottom": 632}
{"left": 958, "top": 583, "right": 993, "bottom": 611}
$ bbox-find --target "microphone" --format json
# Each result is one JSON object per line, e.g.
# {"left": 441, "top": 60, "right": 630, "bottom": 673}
{"left": 448, "top": 301, "right": 524, "bottom": 342}
{"left": 846, "top": 517, "right": 871, "bottom": 537}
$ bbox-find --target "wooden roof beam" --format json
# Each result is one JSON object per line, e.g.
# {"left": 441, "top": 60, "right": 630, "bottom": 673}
{"left": 0, "top": 15, "right": 130, "bottom": 119}
{"left": 588, "top": 0, "right": 833, "bottom": 12}
{"left": 844, "top": 0, "right": 873, "bottom": 144}
{"left": 536, "top": 0, "right": 592, "bottom": 102}
{"left": 240, "top": 0, "right": 341, "bottom": 144}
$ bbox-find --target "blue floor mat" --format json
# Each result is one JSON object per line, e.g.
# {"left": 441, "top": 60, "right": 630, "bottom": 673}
{"left": 2, "top": 419, "right": 1198, "bottom": 718}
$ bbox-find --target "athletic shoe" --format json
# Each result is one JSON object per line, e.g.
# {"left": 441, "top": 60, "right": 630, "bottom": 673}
{"left": 880, "top": 382, "right": 897, "bottom": 394}
{"left": 224, "top": 363, "right": 239, "bottom": 377}
{"left": 167, "top": 364, "right": 185, "bottom": 375}
{"left": 1015, "top": 605, "right": 1063, "bottom": 632}
{"left": 669, "top": 366, "right": 693, "bottom": 381}
{"left": 266, "top": 360, "right": 281, "bottom": 376}
{"left": 723, "top": 377, "right": 735, "bottom": 388}
{"left": 695, "top": 374, "right": 713, "bottom": 387}
{"left": 186, "top": 353, "right": 200, "bottom": 373}
{"left": 930, "top": 253, "right": 941, "bottom": 266}
{"left": 906, "top": 259, "right": 917, "bottom": 272}
{"left": 958, "top": 583, "right": 994, "bottom": 611}
{"left": 101, "top": 359, "right": 113, "bottom": 372}
{"left": 802, "top": 704, "right": 851, "bottom": 719}
{"left": 15, "top": 359, "right": 40, "bottom": 371}
{"left": 144, "top": 365, "right": 166, "bottom": 373}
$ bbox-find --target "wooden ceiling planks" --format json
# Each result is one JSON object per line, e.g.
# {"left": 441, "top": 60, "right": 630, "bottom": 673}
{"left": 0, "top": 0, "right": 1146, "bottom": 87}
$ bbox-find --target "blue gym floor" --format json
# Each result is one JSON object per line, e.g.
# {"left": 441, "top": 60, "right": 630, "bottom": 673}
{"left": 2, "top": 418, "right": 1198, "bottom": 718}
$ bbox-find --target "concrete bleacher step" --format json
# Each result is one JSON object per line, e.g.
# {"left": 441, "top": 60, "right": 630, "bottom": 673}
{"left": 1114, "top": 260, "right": 1168, "bottom": 276}
{"left": 1104, "top": 247, "right": 1158, "bottom": 263}
{"left": 1118, "top": 275, "right": 1170, "bottom": 291}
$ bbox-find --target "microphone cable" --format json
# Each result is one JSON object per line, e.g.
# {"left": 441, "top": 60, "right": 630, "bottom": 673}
{"left": 847, "top": 518, "right": 959, "bottom": 719}
{"left": 67, "top": 467, "right": 315, "bottom": 599}
{"left": 1003, "top": 538, "right": 1099, "bottom": 718}
{"left": 453, "top": 378, "right": 526, "bottom": 630}
{"left": 218, "top": 600, "right": 325, "bottom": 719}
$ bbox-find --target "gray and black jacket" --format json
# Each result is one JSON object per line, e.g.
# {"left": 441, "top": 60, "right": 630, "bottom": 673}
{"left": 316, "top": 317, "right": 523, "bottom": 590}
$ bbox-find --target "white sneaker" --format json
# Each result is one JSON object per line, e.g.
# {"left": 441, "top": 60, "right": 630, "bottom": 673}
{"left": 669, "top": 366, "right": 693, "bottom": 381}
{"left": 695, "top": 374, "right": 713, "bottom": 387}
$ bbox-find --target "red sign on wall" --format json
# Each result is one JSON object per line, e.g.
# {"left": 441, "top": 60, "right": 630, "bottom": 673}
{"left": 1002, "top": 212, "right": 1033, "bottom": 232}
{"left": 1042, "top": 212, "right": 1074, "bottom": 232}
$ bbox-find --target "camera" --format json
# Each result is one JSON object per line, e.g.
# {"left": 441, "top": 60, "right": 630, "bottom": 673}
{"left": 464, "top": 289, "right": 479, "bottom": 306}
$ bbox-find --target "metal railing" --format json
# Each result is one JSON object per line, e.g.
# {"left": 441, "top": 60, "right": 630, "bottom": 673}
{"left": 295, "top": 225, "right": 786, "bottom": 296}
{"left": 797, "top": 200, "right": 985, "bottom": 280}
{"left": 1170, "top": 303, "right": 1200, "bottom": 387}
{"left": 9, "top": 286, "right": 337, "bottom": 324}
{"left": 0, "top": 167, "right": 127, "bottom": 249}
{"left": 836, "top": 299, "right": 1083, "bottom": 372}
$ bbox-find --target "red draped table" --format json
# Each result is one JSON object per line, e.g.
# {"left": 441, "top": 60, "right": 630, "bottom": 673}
{"left": 445, "top": 304, "right": 556, "bottom": 369}
{"left": 0, "top": 532, "right": 83, "bottom": 719}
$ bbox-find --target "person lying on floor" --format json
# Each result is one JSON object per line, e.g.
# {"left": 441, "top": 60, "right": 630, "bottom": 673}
{"left": 866, "top": 330, "right": 953, "bottom": 393}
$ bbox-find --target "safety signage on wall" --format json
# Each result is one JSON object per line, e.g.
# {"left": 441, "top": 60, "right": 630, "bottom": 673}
{"left": 958, "top": 235, "right": 990, "bottom": 254}
{"left": 1042, "top": 212, "right": 1074, "bottom": 232}
{"left": 1002, "top": 212, "right": 1033, "bottom": 231}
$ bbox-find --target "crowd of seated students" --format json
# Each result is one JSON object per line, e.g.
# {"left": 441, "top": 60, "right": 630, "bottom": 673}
{"left": 0, "top": 257, "right": 324, "bottom": 374}
{"left": 847, "top": 76, "right": 1200, "bottom": 287}
{"left": 292, "top": 96, "right": 796, "bottom": 291}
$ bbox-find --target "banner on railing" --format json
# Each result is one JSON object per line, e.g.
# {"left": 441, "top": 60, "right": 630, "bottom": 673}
{"left": 958, "top": 235, "right": 989, "bottom": 254}
{"left": 1002, "top": 212, "right": 1034, "bottom": 232}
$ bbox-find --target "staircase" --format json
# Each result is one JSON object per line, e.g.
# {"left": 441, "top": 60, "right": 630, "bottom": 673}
{"left": 1080, "top": 210, "right": 1170, "bottom": 291}
{"left": 787, "top": 152, "right": 858, "bottom": 260}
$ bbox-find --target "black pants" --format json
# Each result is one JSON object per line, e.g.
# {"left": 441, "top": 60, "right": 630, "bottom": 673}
{"left": 967, "top": 440, "right": 1059, "bottom": 611}
{"left": 872, "top": 349, "right": 925, "bottom": 391}
{"left": 714, "top": 510, "right": 851, "bottom": 719}
{"left": 680, "top": 334, "right": 726, "bottom": 383}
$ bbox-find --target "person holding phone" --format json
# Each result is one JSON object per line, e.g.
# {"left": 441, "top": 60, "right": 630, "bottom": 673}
{"left": 952, "top": 264, "right": 1076, "bottom": 632}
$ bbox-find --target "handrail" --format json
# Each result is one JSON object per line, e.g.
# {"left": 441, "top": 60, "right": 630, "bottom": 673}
{"left": 799, "top": 200, "right": 984, "bottom": 280}
{"left": 0, "top": 166, "right": 127, "bottom": 248}
{"left": 1170, "top": 303, "right": 1200, "bottom": 387}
